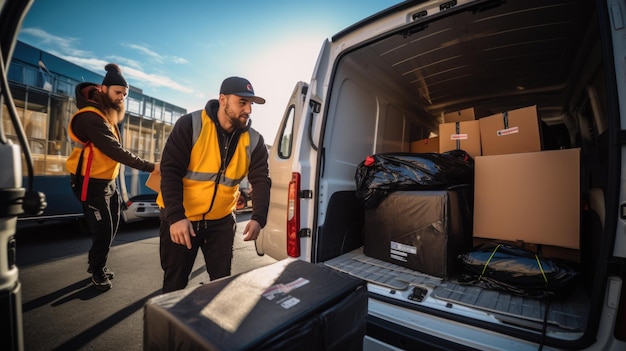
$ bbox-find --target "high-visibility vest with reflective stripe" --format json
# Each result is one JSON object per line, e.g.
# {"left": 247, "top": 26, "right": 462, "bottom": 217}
{"left": 157, "top": 109, "right": 259, "bottom": 221}
{"left": 65, "top": 106, "right": 121, "bottom": 180}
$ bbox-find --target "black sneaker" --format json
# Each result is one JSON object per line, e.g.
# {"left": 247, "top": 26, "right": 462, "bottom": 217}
{"left": 91, "top": 274, "right": 112, "bottom": 291}
{"left": 87, "top": 266, "right": 115, "bottom": 280}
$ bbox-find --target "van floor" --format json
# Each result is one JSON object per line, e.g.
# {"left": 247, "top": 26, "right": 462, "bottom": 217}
{"left": 323, "top": 248, "right": 589, "bottom": 332}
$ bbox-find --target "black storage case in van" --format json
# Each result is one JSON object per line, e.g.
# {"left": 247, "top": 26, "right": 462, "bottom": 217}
{"left": 143, "top": 259, "right": 367, "bottom": 351}
{"left": 363, "top": 187, "right": 473, "bottom": 278}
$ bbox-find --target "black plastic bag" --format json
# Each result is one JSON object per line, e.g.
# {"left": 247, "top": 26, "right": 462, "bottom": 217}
{"left": 355, "top": 150, "right": 474, "bottom": 208}
{"left": 458, "top": 242, "right": 579, "bottom": 298}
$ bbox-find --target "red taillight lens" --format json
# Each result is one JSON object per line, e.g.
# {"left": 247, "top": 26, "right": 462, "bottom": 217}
{"left": 286, "top": 172, "right": 300, "bottom": 257}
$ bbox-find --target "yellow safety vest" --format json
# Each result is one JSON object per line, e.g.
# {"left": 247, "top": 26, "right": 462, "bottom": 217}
{"left": 157, "top": 109, "right": 256, "bottom": 221}
{"left": 65, "top": 106, "right": 121, "bottom": 180}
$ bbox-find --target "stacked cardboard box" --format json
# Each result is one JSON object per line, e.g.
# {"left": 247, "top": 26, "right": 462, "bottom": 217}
{"left": 410, "top": 137, "right": 439, "bottom": 153}
{"left": 444, "top": 107, "right": 475, "bottom": 123}
{"left": 438, "top": 120, "right": 481, "bottom": 158}
{"left": 479, "top": 105, "right": 541, "bottom": 156}
{"left": 472, "top": 148, "right": 580, "bottom": 249}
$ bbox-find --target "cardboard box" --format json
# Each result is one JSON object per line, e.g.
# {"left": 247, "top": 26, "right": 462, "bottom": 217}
{"left": 144, "top": 259, "right": 367, "bottom": 351}
{"left": 444, "top": 108, "right": 475, "bottom": 123}
{"left": 479, "top": 105, "right": 541, "bottom": 156}
{"left": 410, "top": 137, "right": 439, "bottom": 153}
{"left": 473, "top": 148, "right": 580, "bottom": 249}
{"left": 439, "top": 120, "right": 481, "bottom": 158}
{"left": 145, "top": 172, "right": 161, "bottom": 193}
{"left": 363, "top": 188, "right": 473, "bottom": 278}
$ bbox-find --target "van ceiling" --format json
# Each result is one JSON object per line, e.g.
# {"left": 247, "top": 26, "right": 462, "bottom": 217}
{"left": 367, "top": 0, "right": 595, "bottom": 123}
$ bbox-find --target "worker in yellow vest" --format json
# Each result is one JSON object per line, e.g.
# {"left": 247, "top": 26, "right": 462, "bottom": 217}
{"left": 65, "top": 63, "right": 160, "bottom": 291}
{"left": 157, "top": 76, "right": 271, "bottom": 293}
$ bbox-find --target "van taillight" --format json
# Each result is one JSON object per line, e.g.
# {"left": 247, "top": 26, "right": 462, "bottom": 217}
{"left": 286, "top": 172, "right": 300, "bottom": 257}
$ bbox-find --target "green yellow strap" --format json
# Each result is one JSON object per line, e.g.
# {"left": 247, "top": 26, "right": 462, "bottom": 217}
{"left": 534, "top": 254, "right": 548, "bottom": 285}
{"left": 479, "top": 244, "right": 501, "bottom": 280}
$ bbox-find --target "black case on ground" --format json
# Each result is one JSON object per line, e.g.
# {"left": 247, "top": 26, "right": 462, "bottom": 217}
{"left": 144, "top": 259, "right": 368, "bottom": 351}
{"left": 363, "top": 187, "right": 473, "bottom": 277}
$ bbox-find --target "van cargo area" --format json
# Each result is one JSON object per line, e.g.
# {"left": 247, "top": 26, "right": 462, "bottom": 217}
{"left": 261, "top": 0, "right": 626, "bottom": 350}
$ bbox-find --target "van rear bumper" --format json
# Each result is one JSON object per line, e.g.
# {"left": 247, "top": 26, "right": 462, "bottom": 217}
{"left": 366, "top": 315, "right": 479, "bottom": 351}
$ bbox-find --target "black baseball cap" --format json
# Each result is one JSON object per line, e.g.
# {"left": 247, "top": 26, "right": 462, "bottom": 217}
{"left": 219, "top": 76, "right": 265, "bottom": 104}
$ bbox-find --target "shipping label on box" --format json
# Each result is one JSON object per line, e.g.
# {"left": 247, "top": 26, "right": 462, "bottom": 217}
{"left": 444, "top": 108, "right": 475, "bottom": 123}
{"left": 479, "top": 105, "right": 541, "bottom": 156}
{"left": 410, "top": 137, "right": 439, "bottom": 153}
{"left": 473, "top": 148, "right": 580, "bottom": 249}
{"left": 439, "top": 120, "right": 481, "bottom": 158}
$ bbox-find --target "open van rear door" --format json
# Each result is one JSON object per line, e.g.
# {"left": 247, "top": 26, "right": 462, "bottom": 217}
{"left": 256, "top": 37, "right": 331, "bottom": 261}
{"left": 255, "top": 81, "right": 308, "bottom": 260}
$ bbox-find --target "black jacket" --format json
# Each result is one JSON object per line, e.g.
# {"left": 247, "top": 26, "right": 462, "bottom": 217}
{"left": 159, "top": 100, "right": 271, "bottom": 226}
{"left": 70, "top": 82, "right": 154, "bottom": 173}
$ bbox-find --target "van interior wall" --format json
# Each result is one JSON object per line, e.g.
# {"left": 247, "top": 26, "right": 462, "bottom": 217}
{"left": 315, "top": 51, "right": 433, "bottom": 261}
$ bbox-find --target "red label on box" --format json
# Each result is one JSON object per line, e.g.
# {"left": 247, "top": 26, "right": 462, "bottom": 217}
{"left": 450, "top": 134, "right": 468, "bottom": 140}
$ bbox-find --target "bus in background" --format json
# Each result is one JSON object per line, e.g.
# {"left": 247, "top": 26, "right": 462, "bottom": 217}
{"left": 1, "top": 40, "right": 186, "bottom": 225}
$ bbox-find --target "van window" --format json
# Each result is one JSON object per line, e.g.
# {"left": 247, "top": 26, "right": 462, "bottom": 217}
{"left": 278, "top": 105, "right": 295, "bottom": 159}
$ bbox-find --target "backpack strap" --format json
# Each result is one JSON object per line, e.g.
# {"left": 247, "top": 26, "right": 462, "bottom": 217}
{"left": 72, "top": 106, "right": 105, "bottom": 202}
{"left": 75, "top": 141, "right": 94, "bottom": 201}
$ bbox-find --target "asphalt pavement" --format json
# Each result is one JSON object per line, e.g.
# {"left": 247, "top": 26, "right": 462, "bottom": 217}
{"left": 14, "top": 212, "right": 277, "bottom": 351}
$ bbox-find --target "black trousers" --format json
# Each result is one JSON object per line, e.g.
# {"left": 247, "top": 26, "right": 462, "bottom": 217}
{"left": 159, "top": 213, "right": 236, "bottom": 293}
{"left": 77, "top": 178, "right": 120, "bottom": 275}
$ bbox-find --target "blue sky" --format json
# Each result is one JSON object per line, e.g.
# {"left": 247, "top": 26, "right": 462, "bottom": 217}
{"left": 18, "top": 0, "right": 403, "bottom": 141}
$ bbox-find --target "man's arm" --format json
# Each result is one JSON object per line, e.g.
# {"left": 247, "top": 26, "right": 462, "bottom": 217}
{"left": 247, "top": 131, "right": 271, "bottom": 228}
{"left": 72, "top": 112, "right": 154, "bottom": 172}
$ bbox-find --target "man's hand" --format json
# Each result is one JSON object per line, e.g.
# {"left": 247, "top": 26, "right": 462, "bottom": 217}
{"left": 243, "top": 219, "right": 261, "bottom": 241}
{"left": 170, "top": 219, "right": 196, "bottom": 249}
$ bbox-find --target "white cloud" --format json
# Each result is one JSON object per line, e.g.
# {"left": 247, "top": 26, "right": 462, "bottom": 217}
{"left": 123, "top": 43, "right": 164, "bottom": 64}
{"left": 20, "top": 27, "right": 92, "bottom": 57}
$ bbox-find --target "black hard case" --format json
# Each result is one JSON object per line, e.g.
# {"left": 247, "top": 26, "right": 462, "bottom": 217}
{"left": 363, "top": 188, "right": 473, "bottom": 278}
{"left": 144, "top": 259, "right": 367, "bottom": 351}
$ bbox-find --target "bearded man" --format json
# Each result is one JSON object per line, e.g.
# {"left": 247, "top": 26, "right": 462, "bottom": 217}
{"left": 65, "top": 63, "right": 160, "bottom": 291}
{"left": 156, "top": 76, "right": 271, "bottom": 293}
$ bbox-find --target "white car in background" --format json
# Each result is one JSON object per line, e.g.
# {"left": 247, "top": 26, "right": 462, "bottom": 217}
{"left": 121, "top": 194, "right": 160, "bottom": 223}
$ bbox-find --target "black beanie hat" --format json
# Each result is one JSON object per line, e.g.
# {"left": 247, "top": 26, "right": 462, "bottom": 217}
{"left": 102, "top": 63, "right": 128, "bottom": 87}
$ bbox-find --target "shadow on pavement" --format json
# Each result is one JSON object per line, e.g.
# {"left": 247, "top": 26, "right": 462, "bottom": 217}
{"left": 52, "top": 289, "right": 162, "bottom": 350}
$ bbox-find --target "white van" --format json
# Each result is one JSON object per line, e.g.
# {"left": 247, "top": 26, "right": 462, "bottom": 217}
{"left": 257, "top": 0, "right": 626, "bottom": 350}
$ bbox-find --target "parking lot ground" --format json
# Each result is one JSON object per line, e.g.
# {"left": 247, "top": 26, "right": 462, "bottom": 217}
{"left": 15, "top": 213, "right": 277, "bottom": 351}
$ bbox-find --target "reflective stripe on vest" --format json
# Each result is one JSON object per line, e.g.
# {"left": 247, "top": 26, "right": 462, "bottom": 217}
{"left": 184, "top": 110, "right": 260, "bottom": 187}
{"left": 157, "top": 109, "right": 260, "bottom": 221}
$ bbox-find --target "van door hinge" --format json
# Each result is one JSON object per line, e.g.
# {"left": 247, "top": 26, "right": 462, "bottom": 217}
{"left": 300, "top": 190, "right": 313, "bottom": 199}
{"left": 309, "top": 100, "right": 321, "bottom": 113}
{"left": 298, "top": 228, "right": 311, "bottom": 237}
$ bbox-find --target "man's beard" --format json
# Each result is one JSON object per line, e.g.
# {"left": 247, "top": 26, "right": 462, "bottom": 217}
{"left": 102, "top": 93, "right": 123, "bottom": 112}
{"left": 225, "top": 105, "right": 249, "bottom": 130}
